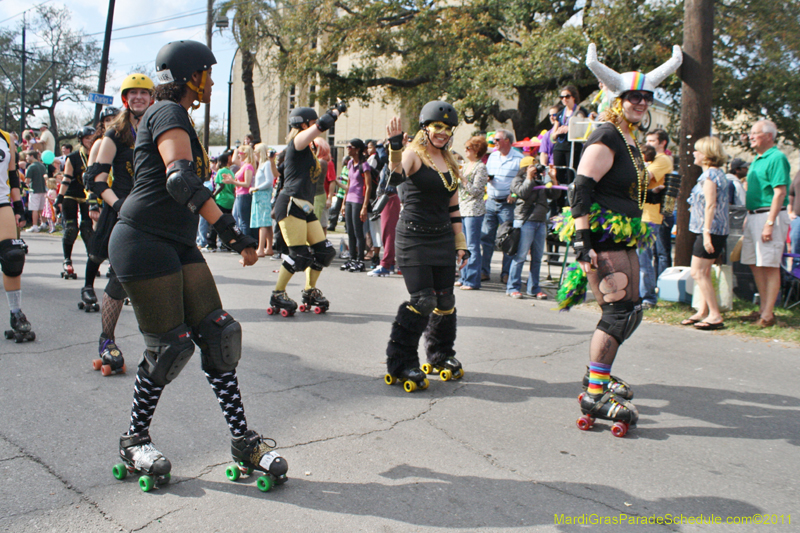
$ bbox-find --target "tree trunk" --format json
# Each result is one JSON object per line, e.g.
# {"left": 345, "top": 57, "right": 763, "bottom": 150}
{"left": 513, "top": 86, "right": 541, "bottom": 141}
{"left": 240, "top": 49, "right": 261, "bottom": 144}
{"left": 48, "top": 107, "right": 58, "bottom": 147}
{"left": 676, "top": 0, "right": 714, "bottom": 266}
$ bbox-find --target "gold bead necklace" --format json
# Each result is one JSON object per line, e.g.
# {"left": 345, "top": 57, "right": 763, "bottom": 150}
{"left": 412, "top": 145, "right": 458, "bottom": 192}
{"left": 613, "top": 123, "right": 647, "bottom": 210}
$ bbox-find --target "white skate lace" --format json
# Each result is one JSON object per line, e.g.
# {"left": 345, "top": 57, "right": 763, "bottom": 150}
{"left": 130, "top": 442, "right": 164, "bottom": 471}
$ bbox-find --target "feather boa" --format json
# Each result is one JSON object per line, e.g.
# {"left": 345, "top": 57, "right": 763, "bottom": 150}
{"left": 552, "top": 203, "right": 655, "bottom": 249}
{"left": 556, "top": 262, "right": 588, "bottom": 311}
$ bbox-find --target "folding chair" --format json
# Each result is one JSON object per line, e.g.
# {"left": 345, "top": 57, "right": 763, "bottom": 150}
{"left": 782, "top": 254, "right": 800, "bottom": 309}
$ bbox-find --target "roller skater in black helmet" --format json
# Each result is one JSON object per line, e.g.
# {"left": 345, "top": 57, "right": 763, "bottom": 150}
{"left": 555, "top": 43, "right": 683, "bottom": 437}
{"left": 83, "top": 74, "right": 155, "bottom": 375}
{"left": 382, "top": 102, "right": 469, "bottom": 393}
{"left": 56, "top": 126, "right": 96, "bottom": 281}
{"left": 108, "top": 40, "right": 287, "bottom": 492}
{"left": 0, "top": 128, "right": 35, "bottom": 343}
{"left": 269, "top": 104, "right": 343, "bottom": 317}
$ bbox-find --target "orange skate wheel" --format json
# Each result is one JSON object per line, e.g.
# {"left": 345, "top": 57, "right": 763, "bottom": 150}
{"left": 611, "top": 422, "right": 628, "bottom": 438}
{"left": 92, "top": 359, "right": 103, "bottom": 371}
{"left": 576, "top": 416, "right": 594, "bottom": 431}
{"left": 121, "top": 363, "right": 127, "bottom": 373}
{"left": 101, "top": 365, "right": 113, "bottom": 377}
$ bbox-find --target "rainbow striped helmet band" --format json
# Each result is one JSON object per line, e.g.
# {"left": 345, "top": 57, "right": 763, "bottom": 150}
{"left": 585, "top": 43, "right": 683, "bottom": 99}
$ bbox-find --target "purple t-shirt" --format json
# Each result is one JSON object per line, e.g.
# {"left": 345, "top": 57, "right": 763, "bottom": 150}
{"left": 539, "top": 127, "right": 555, "bottom": 163}
{"left": 346, "top": 160, "right": 371, "bottom": 203}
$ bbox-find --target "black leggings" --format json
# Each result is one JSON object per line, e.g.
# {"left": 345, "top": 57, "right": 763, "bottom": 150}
{"left": 345, "top": 201, "right": 366, "bottom": 261}
{"left": 61, "top": 198, "right": 92, "bottom": 260}
{"left": 401, "top": 265, "right": 456, "bottom": 295}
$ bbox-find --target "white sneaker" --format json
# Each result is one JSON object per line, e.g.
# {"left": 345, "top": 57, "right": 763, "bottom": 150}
{"left": 25, "top": 226, "right": 40, "bottom": 233}
{"left": 39, "top": 223, "right": 49, "bottom": 230}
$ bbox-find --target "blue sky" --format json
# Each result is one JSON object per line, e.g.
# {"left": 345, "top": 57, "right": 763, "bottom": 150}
{"left": 0, "top": 0, "right": 238, "bottom": 126}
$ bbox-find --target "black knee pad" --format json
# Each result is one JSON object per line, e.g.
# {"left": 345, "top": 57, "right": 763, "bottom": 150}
{"left": 63, "top": 220, "right": 78, "bottom": 244}
{"left": 597, "top": 302, "right": 643, "bottom": 345}
{"left": 80, "top": 220, "right": 94, "bottom": 242}
{"left": 0, "top": 239, "right": 26, "bottom": 277}
{"left": 104, "top": 272, "right": 127, "bottom": 301}
{"left": 282, "top": 245, "right": 314, "bottom": 274}
{"left": 310, "top": 239, "right": 336, "bottom": 270}
{"left": 195, "top": 309, "right": 242, "bottom": 373}
{"left": 140, "top": 324, "right": 195, "bottom": 386}
{"left": 435, "top": 287, "right": 455, "bottom": 312}
{"left": 409, "top": 288, "right": 437, "bottom": 317}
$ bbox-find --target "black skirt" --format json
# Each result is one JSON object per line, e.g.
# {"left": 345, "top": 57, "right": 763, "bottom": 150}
{"left": 88, "top": 204, "right": 118, "bottom": 260}
{"left": 395, "top": 219, "right": 455, "bottom": 268}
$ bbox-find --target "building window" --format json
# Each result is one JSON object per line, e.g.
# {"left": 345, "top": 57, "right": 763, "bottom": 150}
{"left": 309, "top": 85, "right": 316, "bottom": 107}
{"left": 288, "top": 85, "right": 296, "bottom": 110}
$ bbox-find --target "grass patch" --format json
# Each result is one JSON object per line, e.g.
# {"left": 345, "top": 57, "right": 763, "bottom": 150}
{"left": 644, "top": 298, "right": 800, "bottom": 344}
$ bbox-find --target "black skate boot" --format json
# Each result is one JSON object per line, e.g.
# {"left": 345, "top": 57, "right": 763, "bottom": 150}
{"left": 114, "top": 431, "right": 172, "bottom": 492}
{"left": 577, "top": 391, "right": 639, "bottom": 438}
{"left": 384, "top": 303, "right": 431, "bottom": 392}
{"left": 339, "top": 259, "right": 353, "bottom": 271}
{"left": 299, "top": 288, "right": 329, "bottom": 314}
{"left": 78, "top": 287, "right": 100, "bottom": 312}
{"left": 267, "top": 290, "right": 297, "bottom": 317}
{"left": 422, "top": 310, "right": 464, "bottom": 381}
{"left": 581, "top": 366, "right": 633, "bottom": 400}
{"left": 4, "top": 310, "right": 35, "bottom": 343}
{"left": 61, "top": 259, "right": 77, "bottom": 279}
{"left": 93, "top": 333, "right": 126, "bottom": 376}
{"left": 227, "top": 430, "right": 289, "bottom": 492}
{"left": 347, "top": 260, "right": 365, "bottom": 272}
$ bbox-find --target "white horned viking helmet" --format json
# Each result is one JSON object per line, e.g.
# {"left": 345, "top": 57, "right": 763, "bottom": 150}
{"left": 586, "top": 43, "right": 683, "bottom": 99}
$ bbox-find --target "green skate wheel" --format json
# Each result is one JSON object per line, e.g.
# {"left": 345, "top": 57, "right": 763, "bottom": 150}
{"left": 162, "top": 472, "right": 171, "bottom": 483}
{"left": 226, "top": 464, "right": 240, "bottom": 481}
{"left": 239, "top": 462, "right": 254, "bottom": 476}
{"left": 112, "top": 463, "right": 128, "bottom": 480}
{"left": 256, "top": 475, "right": 273, "bottom": 492}
{"left": 139, "top": 475, "right": 154, "bottom": 492}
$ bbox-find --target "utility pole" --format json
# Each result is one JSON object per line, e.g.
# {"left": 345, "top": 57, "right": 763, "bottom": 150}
{"left": 94, "top": 0, "right": 116, "bottom": 125}
{"left": 675, "top": 0, "right": 714, "bottom": 266}
{"left": 204, "top": 0, "right": 213, "bottom": 150}
{"left": 20, "top": 13, "right": 26, "bottom": 137}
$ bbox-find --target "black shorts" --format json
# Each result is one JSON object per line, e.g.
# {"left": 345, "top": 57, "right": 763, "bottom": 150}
{"left": 108, "top": 222, "right": 205, "bottom": 283}
{"left": 273, "top": 193, "right": 318, "bottom": 224}
{"left": 691, "top": 232, "right": 727, "bottom": 260}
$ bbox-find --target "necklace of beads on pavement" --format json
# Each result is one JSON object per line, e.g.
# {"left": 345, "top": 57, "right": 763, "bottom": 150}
{"left": 613, "top": 123, "right": 647, "bottom": 210}
{"left": 413, "top": 145, "right": 459, "bottom": 192}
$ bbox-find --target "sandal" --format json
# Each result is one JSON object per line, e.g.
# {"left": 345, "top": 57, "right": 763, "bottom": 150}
{"left": 693, "top": 321, "right": 725, "bottom": 330}
{"left": 680, "top": 318, "right": 702, "bottom": 326}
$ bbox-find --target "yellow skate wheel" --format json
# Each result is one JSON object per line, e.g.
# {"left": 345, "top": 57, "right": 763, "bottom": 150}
{"left": 384, "top": 374, "right": 397, "bottom": 385}
{"left": 403, "top": 380, "right": 417, "bottom": 393}
{"left": 440, "top": 369, "right": 452, "bottom": 381}
{"left": 421, "top": 364, "right": 433, "bottom": 375}
{"left": 456, "top": 369, "right": 464, "bottom": 379}
{"left": 420, "top": 378, "right": 429, "bottom": 390}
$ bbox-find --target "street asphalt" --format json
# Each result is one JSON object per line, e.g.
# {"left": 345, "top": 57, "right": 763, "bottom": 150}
{"left": 0, "top": 232, "right": 797, "bottom": 532}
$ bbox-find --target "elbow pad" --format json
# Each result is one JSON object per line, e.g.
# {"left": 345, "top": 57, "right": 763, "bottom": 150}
{"left": 570, "top": 174, "right": 596, "bottom": 218}
{"left": 166, "top": 160, "right": 212, "bottom": 214}
{"left": 316, "top": 111, "right": 337, "bottom": 132}
{"left": 388, "top": 169, "right": 406, "bottom": 187}
{"left": 84, "top": 163, "right": 111, "bottom": 191}
{"left": 8, "top": 170, "right": 20, "bottom": 190}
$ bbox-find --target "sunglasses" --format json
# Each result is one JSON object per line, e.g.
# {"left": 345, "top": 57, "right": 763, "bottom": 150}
{"left": 427, "top": 122, "right": 454, "bottom": 135}
{"left": 624, "top": 91, "right": 654, "bottom": 105}
{"left": 560, "top": 94, "right": 573, "bottom": 99}
{"left": 549, "top": 113, "right": 558, "bottom": 117}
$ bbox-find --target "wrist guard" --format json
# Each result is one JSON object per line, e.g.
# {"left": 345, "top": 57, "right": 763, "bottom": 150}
{"left": 213, "top": 213, "right": 257, "bottom": 253}
{"left": 335, "top": 100, "right": 347, "bottom": 114}
{"left": 570, "top": 174, "right": 596, "bottom": 218}
{"left": 572, "top": 228, "right": 593, "bottom": 263}
{"left": 12, "top": 201, "right": 24, "bottom": 218}
{"left": 316, "top": 111, "right": 337, "bottom": 132}
{"left": 389, "top": 133, "right": 404, "bottom": 151}
{"left": 8, "top": 170, "right": 20, "bottom": 190}
{"left": 166, "top": 159, "right": 212, "bottom": 214}
{"left": 87, "top": 194, "right": 100, "bottom": 212}
{"left": 454, "top": 232, "right": 470, "bottom": 258}
{"left": 54, "top": 194, "right": 64, "bottom": 207}
{"left": 389, "top": 148, "right": 402, "bottom": 163}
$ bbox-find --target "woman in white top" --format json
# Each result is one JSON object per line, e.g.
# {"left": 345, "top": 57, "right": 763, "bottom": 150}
{"left": 251, "top": 143, "right": 278, "bottom": 257}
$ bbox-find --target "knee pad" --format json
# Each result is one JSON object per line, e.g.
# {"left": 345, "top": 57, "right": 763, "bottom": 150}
{"left": 80, "top": 220, "right": 94, "bottom": 240}
{"left": 282, "top": 245, "right": 314, "bottom": 274}
{"left": 597, "top": 302, "right": 643, "bottom": 345}
{"left": 310, "top": 239, "right": 336, "bottom": 270}
{"left": 0, "top": 239, "right": 26, "bottom": 277}
{"left": 104, "top": 272, "right": 127, "bottom": 301}
{"left": 409, "top": 288, "right": 437, "bottom": 317}
{"left": 435, "top": 287, "right": 455, "bottom": 312}
{"left": 140, "top": 324, "right": 195, "bottom": 386}
{"left": 195, "top": 309, "right": 242, "bottom": 373}
{"left": 63, "top": 220, "right": 78, "bottom": 244}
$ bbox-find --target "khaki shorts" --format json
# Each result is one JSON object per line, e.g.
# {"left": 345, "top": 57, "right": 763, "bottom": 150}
{"left": 28, "top": 193, "right": 46, "bottom": 211}
{"left": 741, "top": 210, "right": 790, "bottom": 268}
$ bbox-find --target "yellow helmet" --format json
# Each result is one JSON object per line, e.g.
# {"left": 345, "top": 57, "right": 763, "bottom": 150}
{"left": 120, "top": 73, "right": 154, "bottom": 95}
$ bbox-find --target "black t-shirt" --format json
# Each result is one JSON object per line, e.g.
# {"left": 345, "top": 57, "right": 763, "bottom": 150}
{"left": 65, "top": 150, "right": 88, "bottom": 199}
{"left": 398, "top": 163, "right": 456, "bottom": 225}
{"left": 105, "top": 128, "right": 135, "bottom": 198}
{"left": 281, "top": 139, "right": 321, "bottom": 203}
{"left": 582, "top": 122, "right": 646, "bottom": 218}
{"left": 120, "top": 100, "right": 209, "bottom": 246}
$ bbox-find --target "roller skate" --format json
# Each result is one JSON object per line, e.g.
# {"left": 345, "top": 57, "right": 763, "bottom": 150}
{"left": 298, "top": 288, "right": 329, "bottom": 314}
{"left": 422, "top": 357, "right": 464, "bottom": 381}
{"left": 339, "top": 259, "right": 353, "bottom": 271}
{"left": 226, "top": 430, "right": 288, "bottom": 492}
{"left": 61, "top": 259, "right": 77, "bottom": 279}
{"left": 580, "top": 366, "right": 633, "bottom": 401}
{"left": 4, "top": 310, "right": 35, "bottom": 343}
{"left": 384, "top": 367, "right": 429, "bottom": 393}
{"left": 347, "top": 260, "right": 365, "bottom": 272}
{"left": 93, "top": 334, "right": 126, "bottom": 376}
{"left": 576, "top": 391, "right": 639, "bottom": 438}
{"left": 78, "top": 287, "right": 100, "bottom": 312}
{"left": 113, "top": 432, "right": 172, "bottom": 492}
{"left": 267, "top": 290, "right": 297, "bottom": 317}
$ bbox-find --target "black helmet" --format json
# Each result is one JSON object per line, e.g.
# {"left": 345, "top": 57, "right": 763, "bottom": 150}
{"left": 419, "top": 101, "right": 458, "bottom": 127}
{"left": 99, "top": 106, "right": 120, "bottom": 121}
{"left": 78, "top": 126, "right": 96, "bottom": 141}
{"left": 288, "top": 107, "right": 318, "bottom": 128}
{"left": 155, "top": 40, "right": 216, "bottom": 85}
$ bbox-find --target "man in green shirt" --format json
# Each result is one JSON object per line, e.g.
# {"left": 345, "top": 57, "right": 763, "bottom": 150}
{"left": 741, "top": 119, "right": 791, "bottom": 327}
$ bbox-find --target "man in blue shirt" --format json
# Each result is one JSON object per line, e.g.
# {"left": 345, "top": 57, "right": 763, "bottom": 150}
{"left": 481, "top": 129, "right": 523, "bottom": 283}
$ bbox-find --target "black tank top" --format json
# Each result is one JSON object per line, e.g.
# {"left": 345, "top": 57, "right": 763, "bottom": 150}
{"left": 281, "top": 139, "right": 321, "bottom": 203}
{"left": 398, "top": 163, "right": 456, "bottom": 225}
{"left": 65, "top": 149, "right": 88, "bottom": 199}
{"left": 105, "top": 128, "right": 135, "bottom": 198}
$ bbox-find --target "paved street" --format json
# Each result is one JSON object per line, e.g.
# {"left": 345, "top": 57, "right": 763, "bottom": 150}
{"left": 1, "top": 233, "right": 798, "bottom": 532}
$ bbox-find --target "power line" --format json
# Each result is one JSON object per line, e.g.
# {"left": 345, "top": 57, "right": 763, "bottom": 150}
{"left": 109, "top": 23, "right": 208, "bottom": 42}
{"left": 84, "top": 8, "right": 207, "bottom": 37}
{"left": 0, "top": 0, "right": 54, "bottom": 25}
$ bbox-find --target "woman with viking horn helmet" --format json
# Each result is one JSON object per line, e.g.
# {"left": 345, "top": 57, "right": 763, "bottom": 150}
{"left": 267, "top": 101, "right": 346, "bottom": 316}
{"left": 561, "top": 43, "right": 682, "bottom": 437}
{"left": 80, "top": 74, "right": 153, "bottom": 376}
{"left": 381, "top": 101, "right": 469, "bottom": 393}
{"left": 107, "top": 40, "right": 288, "bottom": 490}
